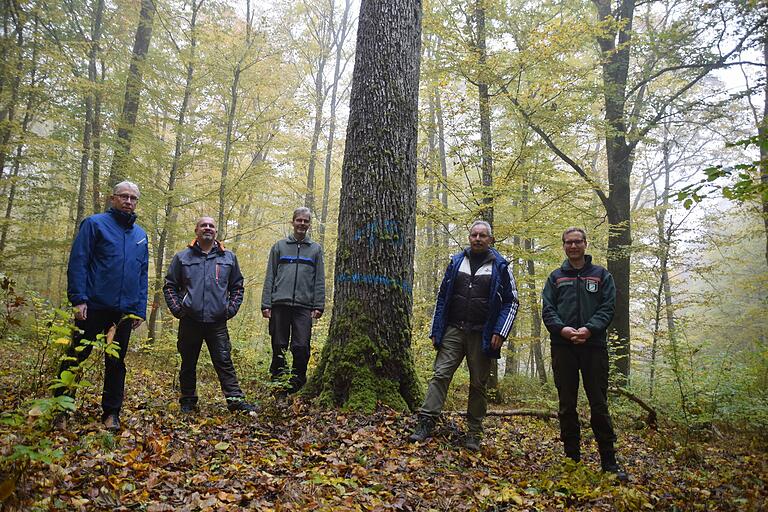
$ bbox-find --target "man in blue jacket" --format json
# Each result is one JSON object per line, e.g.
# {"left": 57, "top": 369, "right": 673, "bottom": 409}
{"left": 409, "top": 220, "right": 519, "bottom": 451}
{"left": 163, "top": 217, "right": 256, "bottom": 414}
{"left": 56, "top": 181, "right": 149, "bottom": 431}
{"left": 542, "top": 227, "right": 626, "bottom": 480}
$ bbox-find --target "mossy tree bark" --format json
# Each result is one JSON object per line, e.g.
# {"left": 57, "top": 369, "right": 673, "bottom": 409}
{"left": 305, "top": 0, "right": 423, "bottom": 413}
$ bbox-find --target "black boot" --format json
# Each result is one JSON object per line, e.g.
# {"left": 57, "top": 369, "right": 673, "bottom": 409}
{"left": 408, "top": 416, "right": 435, "bottom": 442}
{"left": 564, "top": 442, "right": 580, "bottom": 463}
{"left": 600, "top": 451, "right": 628, "bottom": 482}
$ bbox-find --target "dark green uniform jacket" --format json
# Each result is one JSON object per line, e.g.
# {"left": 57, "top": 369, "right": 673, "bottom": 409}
{"left": 542, "top": 255, "right": 615, "bottom": 347}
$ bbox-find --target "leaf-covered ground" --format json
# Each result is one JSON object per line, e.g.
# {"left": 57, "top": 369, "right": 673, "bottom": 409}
{"left": 1, "top": 351, "right": 767, "bottom": 511}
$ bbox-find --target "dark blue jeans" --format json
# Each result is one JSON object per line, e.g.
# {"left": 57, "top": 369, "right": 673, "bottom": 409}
{"left": 177, "top": 318, "right": 244, "bottom": 405}
{"left": 55, "top": 309, "right": 132, "bottom": 420}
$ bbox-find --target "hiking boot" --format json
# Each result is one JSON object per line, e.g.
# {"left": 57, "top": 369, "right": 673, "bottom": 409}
{"left": 52, "top": 412, "right": 68, "bottom": 431}
{"left": 408, "top": 417, "right": 435, "bottom": 442}
{"left": 465, "top": 434, "right": 481, "bottom": 452}
{"left": 180, "top": 402, "right": 198, "bottom": 414}
{"left": 600, "top": 451, "right": 629, "bottom": 482}
{"left": 227, "top": 400, "right": 259, "bottom": 414}
{"left": 103, "top": 414, "right": 121, "bottom": 432}
{"left": 565, "top": 450, "right": 581, "bottom": 463}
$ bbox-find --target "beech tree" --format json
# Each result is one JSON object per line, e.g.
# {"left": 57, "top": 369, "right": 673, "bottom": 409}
{"left": 307, "top": 0, "right": 422, "bottom": 411}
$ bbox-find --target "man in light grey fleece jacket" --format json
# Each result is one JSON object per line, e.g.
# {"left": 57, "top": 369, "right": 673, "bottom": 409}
{"left": 261, "top": 207, "right": 325, "bottom": 393}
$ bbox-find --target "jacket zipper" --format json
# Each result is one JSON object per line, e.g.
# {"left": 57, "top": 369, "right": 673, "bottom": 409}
{"left": 292, "top": 241, "right": 301, "bottom": 306}
{"left": 576, "top": 268, "right": 582, "bottom": 327}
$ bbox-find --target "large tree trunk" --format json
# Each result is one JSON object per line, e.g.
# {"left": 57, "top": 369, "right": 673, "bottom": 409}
{"left": 593, "top": 0, "right": 634, "bottom": 383}
{"left": 319, "top": 0, "right": 352, "bottom": 248}
{"left": 306, "top": 0, "right": 422, "bottom": 412}
{"left": 106, "top": 0, "right": 155, "bottom": 193}
{"left": 148, "top": 0, "right": 201, "bottom": 342}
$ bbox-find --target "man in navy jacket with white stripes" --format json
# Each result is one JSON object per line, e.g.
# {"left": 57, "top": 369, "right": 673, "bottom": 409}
{"left": 409, "top": 220, "right": 519, "bottom": 451}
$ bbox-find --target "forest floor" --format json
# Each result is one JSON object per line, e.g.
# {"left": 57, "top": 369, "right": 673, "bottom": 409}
{"left": 0, "top": 349, "right": 766, "bottom": 511}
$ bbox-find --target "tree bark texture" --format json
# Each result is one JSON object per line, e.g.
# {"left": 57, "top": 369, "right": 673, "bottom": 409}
{"left": 593, "top": 0, "right": 634, "bottom": 382}
{"left": 90, "top": 0, "right": 105, "bottom": 213}
{"left": 306, "top": 0, "right": 422, "bottom": 412}
{"left": 0, "top": 11, "right": 23, "bottom": 183}
{"left": 107, "top": 0, "right": 155, "bottom": 194}
{"left": 319, "top": 0, "right": 353, "bottom": 248}
{"left": 147, "top": 0, "right": 200, "bottom": 342}
{"left": 475, "top": 0, "right": 493, "bottom": 227}
{"left": 761, "top": 27, "right": 768, "bottom": 268}
{"left": 0, "top": 15, "right": 37, "bottom": 253}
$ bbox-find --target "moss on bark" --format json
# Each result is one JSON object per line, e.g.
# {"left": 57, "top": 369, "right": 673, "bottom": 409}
{"left": 305, "top": 300, "right": 422, "bottom": 413}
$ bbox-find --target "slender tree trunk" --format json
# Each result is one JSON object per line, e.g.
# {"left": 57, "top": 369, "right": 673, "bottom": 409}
{"left": 319, "top": 0, "right": 352, "bottom": 248}
{"left": 473, "top": 0, "right": 501, "bottom": 402}
{"left": 218, "top": 64, "right": 240, "bottom": 238}
{"left": 74, "top": 95, "right": 93, "bottom": 231}
{"left": 0, "top": 15, "right": 37, "bottom": 253}
{"left": 106, "top": 0, "right": 155, "bottom": 193}
{"left": 525, "top": 241, "right": 546, "bottom": 384}
{"left": 306, "top": 50, "right": 328, "bottom": 213}
{"left": 306, "top": 0, "right": 422, "bottom": 411}
{"left": 90, "top": 0, "right": 105, "bottom": 213}
{"left": 148, "top": 0, "right": 201, "bottom": 342}
{"left": 476, "top": 1, "right": 493, "bottom": 227}
{"left": 435, "top": 89, "right": 448, "bottom": 259}
{"left": 761, "top": 29, "right": 768, "bottom": 267}
{"left": 0, "top": 14, "right": 24, "bottom": 182}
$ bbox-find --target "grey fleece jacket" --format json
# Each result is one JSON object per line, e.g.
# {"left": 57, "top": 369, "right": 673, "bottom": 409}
{"left": 261, "top": 235, "right": 325, "bottom": 311}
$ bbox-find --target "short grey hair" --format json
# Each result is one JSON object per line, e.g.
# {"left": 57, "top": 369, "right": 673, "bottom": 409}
{"left": 562, "top": 227, "right": 587, "bottom": 243}
{"left": 293, "top": 207, "right": 312, "bottom": 220}
{"left": 113, "top": 180, "right": 140, "bottom": 197}
{"left": 469, "top": 219, "right": 492, "bottom": 237}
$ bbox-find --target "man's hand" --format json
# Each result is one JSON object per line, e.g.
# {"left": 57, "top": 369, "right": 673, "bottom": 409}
{"left": 74, "top": 303, "right": 87, "bottom": 321}
{"left": 262, "top": 309, "right": 271, "bottom": 319}
{"left": 132, "top": 318, "right": 143, "bottom": 330}
{"left": 560, "top": 326, "right": 577, "bottom": 341}
{"left": 311, "top": 309, "right": 323, "bottom": 319}
{"left": 572, "top": 327, "right": 591, "bottom": 344}
{"left": 431, "top": 337, "right": 439, "bottom": 350}
{"left": 491, "top": 333, "right": 505, "bottom": 350}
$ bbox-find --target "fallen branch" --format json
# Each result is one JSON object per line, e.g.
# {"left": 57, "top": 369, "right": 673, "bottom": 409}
{"left": 448, "top": 409, "right": 557, "bottom": 419}
{"left": 609, "top": 386, "right": 658, "bottom": 428}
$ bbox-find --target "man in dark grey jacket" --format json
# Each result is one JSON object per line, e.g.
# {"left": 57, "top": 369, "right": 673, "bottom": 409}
{"left": 164, "top": 217, "right": 255, "bottom": 413}
{"left": 261, "top": 207, "right": 325, "bottom": 394}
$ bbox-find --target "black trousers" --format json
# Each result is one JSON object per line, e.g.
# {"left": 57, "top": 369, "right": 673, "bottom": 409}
{"left": 177, "top": 318, "right": 244, "bottom": 405}
{"left": 551, "top": 344, "right": 617, "bottom": 456}
{"left": 55, "top": 309, "right": 132, "bottom": 420}
{"left": 269, "top": 305, "right": 312, "bottom": 391}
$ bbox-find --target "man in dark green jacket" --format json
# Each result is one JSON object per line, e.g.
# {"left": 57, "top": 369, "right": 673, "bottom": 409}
{"left": 542, "top": 227, "right": 626, "bottom": 481}
{"left": 261, "top": 207, "right": 325, "bottom": 394}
